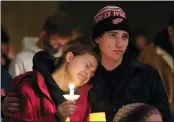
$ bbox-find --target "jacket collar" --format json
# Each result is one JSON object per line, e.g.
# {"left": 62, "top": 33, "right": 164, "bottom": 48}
{"left": 35, "top": 70, "right": 54, "bottom": 103}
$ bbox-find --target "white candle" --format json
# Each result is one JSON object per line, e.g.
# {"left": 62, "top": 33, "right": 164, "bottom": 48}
{"left": 69, "top": 83, "right": 75, "bottom": 96}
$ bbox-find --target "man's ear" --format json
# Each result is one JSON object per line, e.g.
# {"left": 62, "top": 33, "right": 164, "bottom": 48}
{"left": 95, "top": 37, "right": 100, "bottom": 44}
{"left": 40, "top": 30, "right": 47, "bottom": 37}
{"left": 66, "top": 52, "right": 74, "bottom": 62}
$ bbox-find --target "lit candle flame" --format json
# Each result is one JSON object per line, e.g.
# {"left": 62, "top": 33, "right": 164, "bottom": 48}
{"left": 69, "top": 83, "right": 75, "bottom": 96}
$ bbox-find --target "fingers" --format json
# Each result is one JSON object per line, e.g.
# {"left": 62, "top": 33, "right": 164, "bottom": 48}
{"left": 57, "top": 101, "right": 78, "bottom": 118}
{"left": 3, "top": 102, "right": 20, "bottom": 113}
{"left": 63, "top": 101, "right": 76, "bottom": 105}
{"left": 63, "top": 105, "right": 77, "bottom": 116}
{"left": 8, "top": 97, "right": 20, "bottom": 103}
{"left": 7, "top": 93, "right": 17, "bottom": 97}
{"left": 7, "top": 102, "right": 20, "bottom": 111}
{"left": 1, "top": 94, "right": 20, "bottom": 118}
{"left": 64, "top": 105, "right": 77, "bottom": 113}
{"left": 7, "top": 107, "right": 20, "bottom": 113}
{"left": 3, "top": 112, "right": 13, "bottom": 118}
{"left": 63, "top": 103, "right": 77, "bottom": 108}
{"left": 62, "top": 108, "right": 76, "bottom": 117}
{"left": 63, "top": 104, "right": 77, "bottom": 110}
{"left": 6, "top": 93, "right": 20, "bottom": 103}
{"left": 11, "top": 103, "right": 20, "bottom": 108}
{"left": 62, "top": 101, "right": 77, "bottom": 112}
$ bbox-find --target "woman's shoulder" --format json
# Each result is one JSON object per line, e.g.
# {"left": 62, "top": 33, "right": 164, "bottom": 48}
{"left": 13, "top": 71, "right": 36, "bottom": 82}
{"left": 12, "top": 70, "right": 40, "bottom": 93}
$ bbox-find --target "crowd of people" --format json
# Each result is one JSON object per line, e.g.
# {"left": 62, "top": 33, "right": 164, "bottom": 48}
{"left": 1, "top": 5, "right": 174, "bottom": 122}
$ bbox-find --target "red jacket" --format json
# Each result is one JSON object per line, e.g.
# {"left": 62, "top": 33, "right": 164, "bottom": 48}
{"left": 4, "top": 70, "right": 92, "bottom": 122}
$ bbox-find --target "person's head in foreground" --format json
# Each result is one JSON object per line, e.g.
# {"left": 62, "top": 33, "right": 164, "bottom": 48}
{"left": 113, "top": 103, "right": 163, "bottom": 122}
{"left": 92, "top": 5, "right": 131, "bottom": 68}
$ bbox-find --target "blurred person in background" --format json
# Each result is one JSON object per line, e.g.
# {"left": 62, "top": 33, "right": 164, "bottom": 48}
{"left": 139, "top": 13, "right": 174, "bottom": 112}
{"left": 1, "top": 68, "right": 13, "bottom": 97}
{"left": 128, "top": 29, "right": 149, "bottom": 59}
{"left": 9, "top": 11, "right": 81, "bottom": 78}
{"left": 1, "top": 27, "right": 14, "bottom": 96}
{"left": 1, "top": 27, "right": 15, "bottom": 70}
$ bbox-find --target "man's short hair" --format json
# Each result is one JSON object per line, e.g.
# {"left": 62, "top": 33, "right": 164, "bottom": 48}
{"left": 43, "top": 11, "right": 74, "bottom": 38}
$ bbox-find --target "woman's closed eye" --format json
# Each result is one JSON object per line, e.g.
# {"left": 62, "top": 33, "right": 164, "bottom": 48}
{"left": 86, "top": 64, "right": 90, "bottom": 69}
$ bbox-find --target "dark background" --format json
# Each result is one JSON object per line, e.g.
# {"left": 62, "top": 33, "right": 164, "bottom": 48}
{"left": 60, "top": 1, "right": 174, "bottom": 46}
{"left": 2, "top": 1, "right": 174, "bottom": 51}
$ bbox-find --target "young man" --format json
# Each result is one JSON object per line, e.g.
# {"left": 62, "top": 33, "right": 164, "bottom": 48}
{"left": 9, "top": 11, "right": 81, "bottom": 77}
{"left": 89, "top": 5, "right": 172, "bottom": 121}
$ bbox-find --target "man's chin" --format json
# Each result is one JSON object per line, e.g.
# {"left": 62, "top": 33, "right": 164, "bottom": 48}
{"left": 51, "top": 48, "right": 60, "bottom": 54}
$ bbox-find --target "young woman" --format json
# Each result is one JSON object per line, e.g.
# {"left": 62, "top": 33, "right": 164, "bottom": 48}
{"left": 3, "top": 43, "right": 98, "bottom": 122}
{"left": 113, "top": 103, "right": 162, "bottom": 122}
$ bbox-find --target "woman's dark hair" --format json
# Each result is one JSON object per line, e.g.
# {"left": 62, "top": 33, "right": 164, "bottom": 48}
{"left": 114, "top": 103, "right": 161, "bottom": 122}
{"left": 55, "top": 43, "right": 100, "bottom": 70}
{"left": 33, "top": 43, "right": 99, "bottom": 74}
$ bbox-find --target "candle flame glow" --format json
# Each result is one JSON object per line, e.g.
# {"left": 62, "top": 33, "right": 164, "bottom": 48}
{"left": 69, "top": 83, "right": 75, "bottom": 95}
